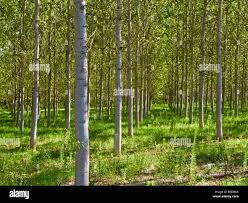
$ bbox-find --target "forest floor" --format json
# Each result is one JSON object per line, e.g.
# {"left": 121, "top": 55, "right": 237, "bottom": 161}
{"left": 0, "top": 104, "right": 248, "bottom": 186}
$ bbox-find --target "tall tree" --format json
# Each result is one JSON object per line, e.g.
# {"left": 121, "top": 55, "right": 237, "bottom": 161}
{"left": 234, "top": 0, "right": 240, "bottom": 117}
{"left": 114, "top": 0, "right": 123, "bottom": 154}
{"left": 128, "top": 0, "right": 133, "bottom": 137}
{"left": 216, "top": 0, "right": 223, "bottom": 141}
{"left": 47, "top": 0, "right": 52, "bottom": 127}
{"left": 135, "top": 0, "right": 140, "bottom": 128}
{"left": 19, "top": 0, "right": 26, "bottom": 135}
{"left": 98, "top": 25, "right": 104, "bottom": 120}
{"left": 65, "top": 0, "right": 71, "bottom": 131}
{"left": 30, "top": 0, "right": 40, "bottom": 150}
{"left": 199, "top": 0, "right": 207, "bottom": 129}
{"left": 189, "top": 0, "right": 196, "bottom": 124}
{"left": 74, "top": 0, "right": 89, "bottom": 186}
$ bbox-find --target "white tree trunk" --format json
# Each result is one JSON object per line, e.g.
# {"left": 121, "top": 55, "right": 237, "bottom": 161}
{"left": 115, "top": 0, "right": 122, "bottom": 154}
{"left": 30, "top": 0, "right": 40, "bottom": 150}
{"left": 74, "top": 0, "right": 89, "bottom": 186}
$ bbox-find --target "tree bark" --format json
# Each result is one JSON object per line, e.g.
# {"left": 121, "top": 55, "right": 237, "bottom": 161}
{"left": 114, "top": 0, "right": 123, "bottom": 155}
{"left": 74, "top": 0, "right": 89, "bottom": 186}
{"left": 47, "top": 0, "right": 52, "bottom": 128}
{"left": 65, "top": 0, "right": 71, "bottom": 131}
{"left": 199, "top": 0, "right": 207, "bottom": 128}
{"left": 216, "top": 0, "right": 223, "bottom": 141}
{"left": 30, "top": 0, "right": 40, "bottom": 150}
{"left": 128, "top": 0, "right": 133, "bottom": 137}
{"left": 99, "top": 26, "right": 104, "bottom": 120}
{"left": 19, "top": 0, "right": 26, "bottom": 135}
{"left": 234, "top": 0, "right": 240, "bottom": 117}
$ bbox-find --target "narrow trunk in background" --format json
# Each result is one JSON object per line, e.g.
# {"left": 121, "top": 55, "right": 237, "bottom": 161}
{"left": 19, "top": 0, "right": 26, "bottom": 135}
{"left": 234, "top": 0, "right": 240, "bottom": 117}
{"left": 107, "top": 49, "right": 111, "bottom": 119}
{"left": 47, "top": 0, "right": 52, "bottom": 128}
{"left": 199, "top": 0, "right": 207, "bottom": 128}
{"left": 135, "top": 0, "right": 140, "bottom": 127}
{"left": 127, "top": 0, "right": 133, "bottom": 137}
{"left": 216, "top": 0, "right": 223, "bottom": 141}
{"left": 99, "top": 26, "right": 104, "bottom": 120}
{"left": 65, "top": 0, "right": 71, "bottom": 131}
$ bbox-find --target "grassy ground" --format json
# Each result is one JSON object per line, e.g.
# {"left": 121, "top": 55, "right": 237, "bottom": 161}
{"left": 0, "top": 104, "right": 248, "bottom": 186}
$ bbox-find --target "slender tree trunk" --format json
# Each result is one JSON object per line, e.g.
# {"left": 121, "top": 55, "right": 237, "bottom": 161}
{"left": 216, "top": 0, "right": 223, "bottom": 141}
{"left": 107, "top": 49, "right": 111, "bottom": 120}
{"left": 74, "top": 0, "right": 89, "bottom": 186}
{"left": 47, "top": 0, "right": 52, "bottom": 128}
{"left": 211, "top": 70, "right": 214, "bottom": 113}
{"left": 229, "top": 58, "right": 233, "bottom": 112}
{"left": 234, "top": 0, "right": 240, "bottom": 117}
{"left": 16, "top": 89, "right": 20, "bottom": 127}
{"left": 180, "top": 55, "right": 184, "bottom": 116}
{"left": 30, "top": 0, "right": 40, "bottom": 150}
{"left": 128, "top": 0, "right": 133, "bottom": 137}
{"left": 140, "top": 44, "right": 143, "bottom": 122}
{"left": 222, "top": 5, "right": 228, "bottom": 114}
{"left": 20, "top": 0, "right": 26, "bottom": 135}
{"left": 135, "top": 1, "right": 140, "bottom": 127}
{"left": 99, "top": 26, "right": 104, "bottom": 120}
{"left": 189, "top": 1, "right": 195, "bottom": 124}
{"left": 205, "top": 73, "right": 209, "bottom": 113}
{"left": 65, "top": 0, "right": 71, "bottom": 131}
{"left": 94, "top": 64, "right": 98, "bottom": 114}
{"left": 114, "top": 0, "right": 122, "bottom": 155}
{"left": 241, "top": 54, "right": 246, "bottom": 111}
{"left": 199, "top": 0, "right": 207, "bottom": 128}
{"left": 13, "top": 44, "right": 17, "bottom": 125}
{"left": 53, "top": 32, "right": 57, "bottom": 125}
{"left": 184, "top": 37, "right": 189, "bottom": 117}
{"left": 144, "top": 74, "right": 148, "bottom": 118}
{"left": 87, "top": 52, "right": 91, "bottom": 116}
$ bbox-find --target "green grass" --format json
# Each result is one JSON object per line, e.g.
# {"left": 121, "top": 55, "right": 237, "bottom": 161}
{"left": 0, "top": 104, "right": 248, "bottom": 186}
